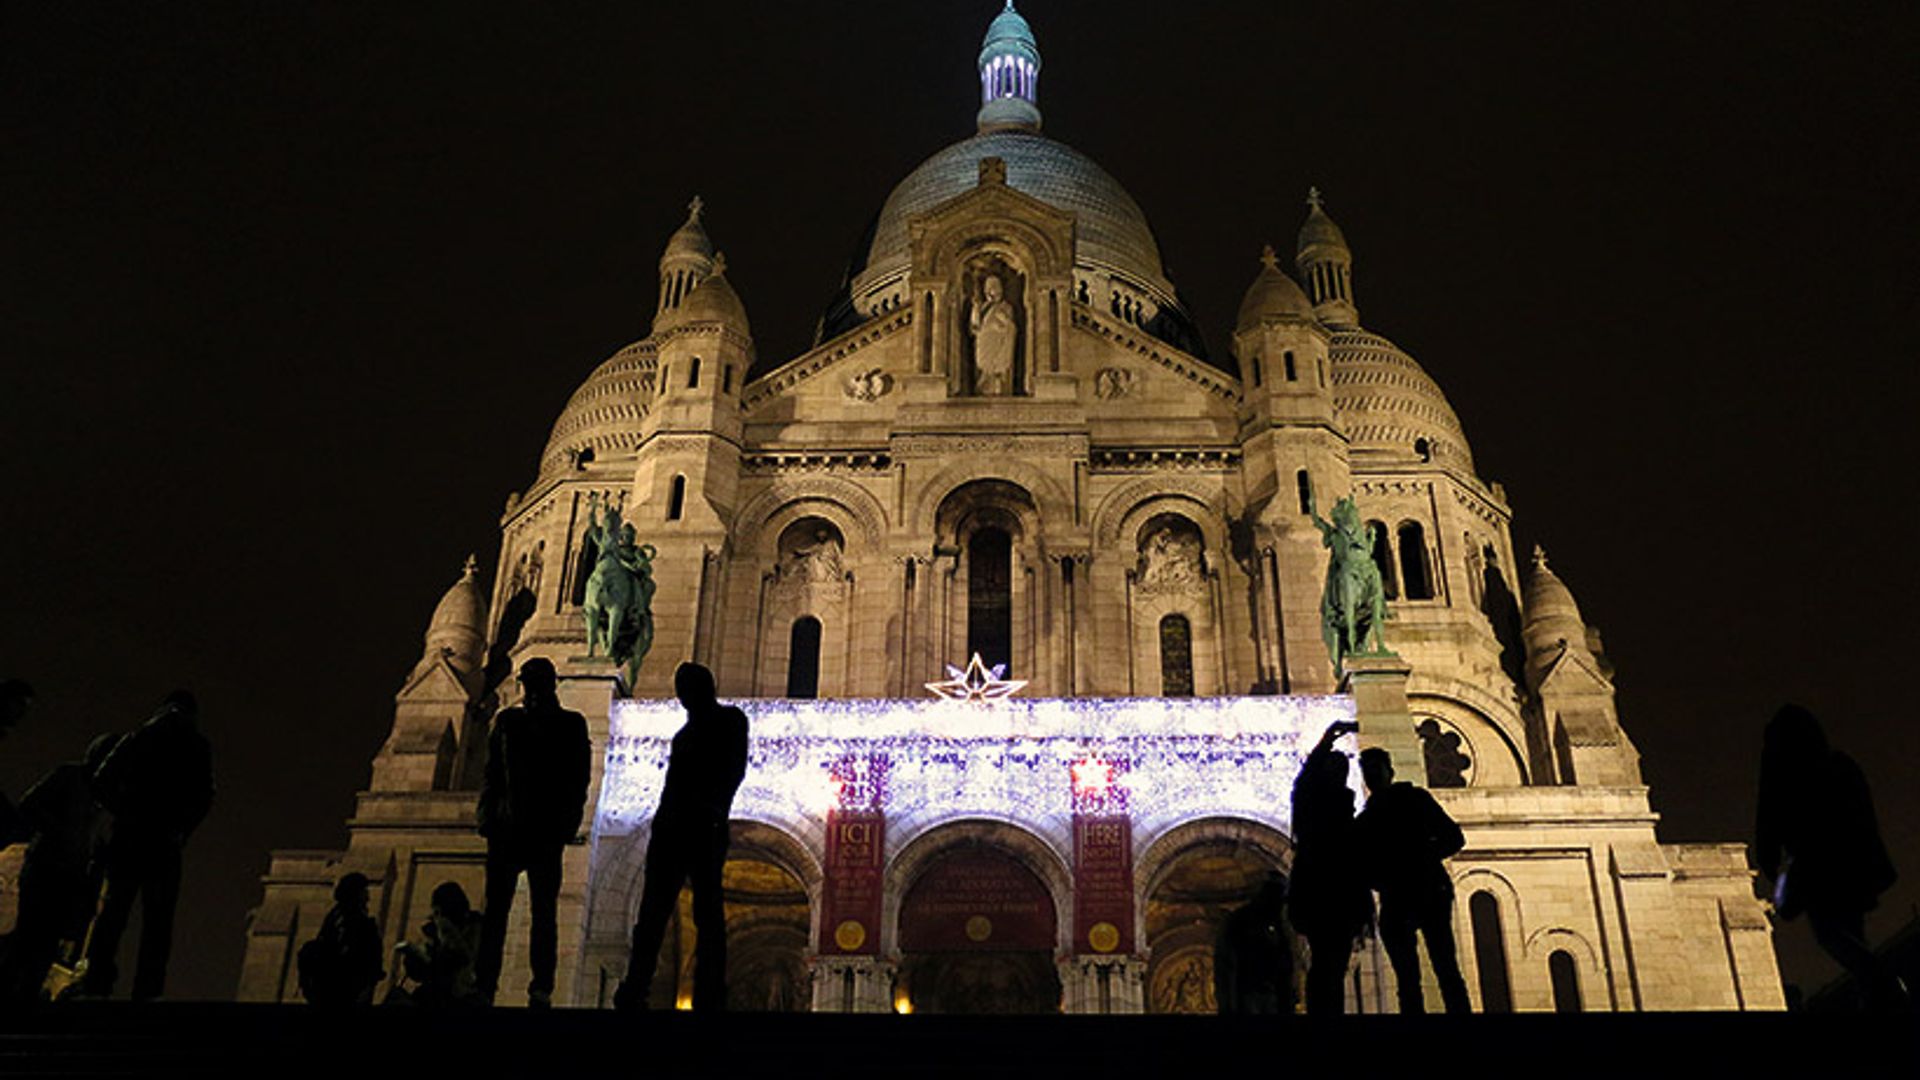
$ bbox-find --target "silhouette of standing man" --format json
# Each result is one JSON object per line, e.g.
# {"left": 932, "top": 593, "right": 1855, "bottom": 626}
{"left": 474, "top": 657, "right": 590, "bottom": 1008}
{"left": 614, "top": 662, "right": 747, "bottom": 1012}
{"left": 1355, "top": 747, "right": 1471, "bottom": 1014}
{"left": 1756, "top": 704, "right": 1907, "bottom": 1010}
{"left": 85, "top": 691, "right": 214, "bottom": 1000}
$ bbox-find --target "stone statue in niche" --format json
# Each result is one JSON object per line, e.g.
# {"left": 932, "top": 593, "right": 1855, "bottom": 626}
{"left": 968, "top": 274, "right": 1018, "bottom": 396}
{"left": 776, "top": 526, "right": 845, "bottom": 591}
{"left": 843, "top": 367, "right": 894, "bottom": 402}
{"left": 1137, "top": 521, "right": 1206, "bottom": 595}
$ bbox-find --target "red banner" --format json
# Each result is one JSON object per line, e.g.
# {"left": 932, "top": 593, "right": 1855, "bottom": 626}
{"left": 819, "top": 809, "right": 884, "bottom": 955}
{"left": 1072, "top": 814, "right": 1134, "bottom": 955}
{"left": 1069, "top": 755, "right": 1133, "bottom": 955}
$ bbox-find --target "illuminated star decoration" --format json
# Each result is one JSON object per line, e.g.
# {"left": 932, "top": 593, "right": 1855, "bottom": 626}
{"left": 924, "top": 653, "right": 1028, "bottom": 702}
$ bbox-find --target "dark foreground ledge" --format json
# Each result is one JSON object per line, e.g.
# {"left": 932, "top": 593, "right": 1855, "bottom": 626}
{"left": 1, "top": 1004, "right": 1914, "bottom": 1078}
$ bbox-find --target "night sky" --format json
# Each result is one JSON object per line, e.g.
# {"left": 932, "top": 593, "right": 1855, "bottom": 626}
{"left": 3, "top": 2, "right": 1915, "bottom": 1002}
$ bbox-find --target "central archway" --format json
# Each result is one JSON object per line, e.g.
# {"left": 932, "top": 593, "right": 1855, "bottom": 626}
{"left": 896, "top": 844, "right": 1061, "bottom": 1014}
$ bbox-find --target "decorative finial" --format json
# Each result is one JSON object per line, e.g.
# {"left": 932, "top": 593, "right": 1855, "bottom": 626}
{"left": 1306, "top": 186, "right": 1324, "bottom": 212}
{"left": 710, "top": 251, "right": 727, "bottom": 276}
{"left": 1259, "top": 244, "right": 1278, "bottom": 270}
{"left": 462, "top": 554, "right": 478, "bottom": 579}
{"left": 687, "top": 195, "right": 704, "bottom": 221}
{"left": 1531, "top": 545, "right": 1549, "bottom": 570}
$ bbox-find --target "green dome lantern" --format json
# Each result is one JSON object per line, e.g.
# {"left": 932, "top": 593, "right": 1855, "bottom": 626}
{"left": 977, "top": 2, "right": 1041, "bottom": 133}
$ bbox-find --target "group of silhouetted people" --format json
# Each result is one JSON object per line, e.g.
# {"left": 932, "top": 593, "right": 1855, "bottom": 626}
{"left": 0, "top": 684, "right": 214, "bottom": 1005}
{"left": 1216, "top": 720, "right": 1471, "bottom": 1014}
{"left": 291, "top": 657, "right": 748, "bottom": 1012}
{"left": 1217, "top": 705, "right": 1907, "bottom": 1015}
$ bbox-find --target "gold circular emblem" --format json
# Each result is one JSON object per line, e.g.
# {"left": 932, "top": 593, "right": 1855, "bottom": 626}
{"left": 964, "top": 915, "right": 994, "bottom": 942}
{"left": 834, "top": 920, "right": 867, "bottom": 951}
{"left": 1088, "top": 921, "right": 1121, "bottom": 953}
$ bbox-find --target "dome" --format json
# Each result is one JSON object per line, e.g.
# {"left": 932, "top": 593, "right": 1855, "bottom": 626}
{"left": 1236, "top": 246, "right": 1314, "bottom": 331}
{"left": 1296, "top": 192, "right": 1349, "bottom": 259}
{"left": 672, "top": 261, "right": 750, "bottom": 335}
{"left": 539, "top": 341, "right": 653, "bottom": 478}
{"left": 424, "top": 556, "right": 487, "bottom": 674}
{"left": 982, "top": 2, "right": 1037, "bottom": 55}
{"left": 1521, "top": 546, "right": 1593, "bottom": 683}
{"left": 855, "top": 130, "right": 1172, "bottom": 300}
{"left": 662, "top": 197, "right": 713, "bottom": 263}
{"left": 1328, "top": 329, "right": 1475, "bottom": 470}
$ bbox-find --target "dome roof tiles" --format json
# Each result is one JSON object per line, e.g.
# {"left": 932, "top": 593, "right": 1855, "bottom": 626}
{"left": 1329, "top": 329, "right": 1475, "bottom": 469}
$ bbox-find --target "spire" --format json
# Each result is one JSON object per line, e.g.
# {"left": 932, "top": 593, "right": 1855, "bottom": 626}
{"left": 976, "top": 1, "right": 1042, "bottom": 133}
{"left": 655, "top": 196, "right": 718, "bottom": 329}
{"left": 1295, "top": 186, "right": 1358, "bottom": 329}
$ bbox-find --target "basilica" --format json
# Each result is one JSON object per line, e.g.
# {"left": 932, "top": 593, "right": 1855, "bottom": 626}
{"left": 237, "top": 3, "right": 1784, "bottom": 1013}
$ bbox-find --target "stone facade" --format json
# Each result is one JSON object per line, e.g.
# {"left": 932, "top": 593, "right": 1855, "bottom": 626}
{"left": 236, "top": 3, "right": 1783, "bottom": 1013}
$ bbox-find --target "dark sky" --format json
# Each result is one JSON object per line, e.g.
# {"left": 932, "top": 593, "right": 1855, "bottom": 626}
{"left": 2, "top": 2, "right": 1915, "bottom": 1002}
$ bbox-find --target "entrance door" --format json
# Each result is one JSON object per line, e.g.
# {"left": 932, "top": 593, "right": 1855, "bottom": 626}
{"left": 897, "top": 845, "right": 1059, "bottom": 1013}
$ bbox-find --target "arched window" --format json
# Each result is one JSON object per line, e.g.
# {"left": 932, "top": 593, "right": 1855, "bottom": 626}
{"left": 722, "top": 364, "right": 734, "bottom": 394}
{"left": 570, "top": 531, "right": 599, "bottom": 607}
{"left": 967, "top": 527, "right": 1013, "bottom": 676}
{"left": 687, "top": 357, "right": 701, "bottom": 388}
{"left": 668, "top": 475, "right": 687, "bottom": 522}
{"left": 1159, "top": 614, "right": 1194, "bottom": 697}
{"left": 1283, "top": 350, "right": 1297, "bottom": 381}
{"left": 1250, "top": 355, "right": 1262, "bottom": 387}
{"left": 1295, "top": 470, "right": 1313, "bottom": 515}
{"left": 1397, "top": 521, "right": 1433, "bottom": 600}
{"left": 1468, "top": 891, "right": 1513, "bottom": 1013}
{"left": 659, "top": 363, "right": 669, "bottom": 395}
{"left": 1549, "top": 950, "right": 1582, "bottom": 1013}
{"left": 786, "top": 616, "right": 822, "bottom": 699}
{"left": 1414, "top": 437, "right": 1432, "bottom": 462}
{"left": 1367, "top": 520, "right": 1398, "bottom": 600}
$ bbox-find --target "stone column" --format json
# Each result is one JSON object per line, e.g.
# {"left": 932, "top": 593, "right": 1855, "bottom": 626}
{"left": 1340, "top": 653, "right": 1425, "bottom": 785}
{"left": 1060, "top": 956, "right": 1147, "bottom": 1014}
{"left": 809, "top": 956, "right": 899, "bottom": 1013}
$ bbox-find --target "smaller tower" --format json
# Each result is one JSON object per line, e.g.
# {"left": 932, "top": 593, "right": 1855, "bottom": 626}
{"left": 371, "top": 556, "right": 487, "bottom": 792}
{"left": 1295, "top": 188, "right": 1358, "bottom": 329}
{"left": 976, "top": 2, "right": 1042, "bottom": 133}
{"left": 1235, "top": 245, "right": 1352, "bottom": 694}
{"left": 654, "top": 196, "right": 716, "bottom": 330}
{"left": 1521, "top": 547, "right": 1640, "bottom": 786}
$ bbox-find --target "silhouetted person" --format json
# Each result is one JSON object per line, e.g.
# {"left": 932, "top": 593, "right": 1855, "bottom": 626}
{"left": 0, "top": 679, "right": 37, "bottom": 844}
{"left": 1289, "top": 720, "right": 1373, "bottom": 1016}
{"left": 1756, "top": 704, "right": 1907, "bottom": 1010}
{"left": 1355, "top": 747, "right": 1471, "bottom": 1014}
{"left": 297, "top": 872, "right": 385, "bottom": 1006}
{"left": 613, "top": 662, "right": 748, "bottom": 1012}
{"left": 84, "top": 691, "right": 213, "bottom": 1000}
{"left": 474, "top": 657, "right": 589, "bottom": 1008}
{"left": 0, "top": 732, "right": 117, "bottom": 1003}
{"left": 391, "top": 881, "right": 485, "bottom": 1008}
{"left": 1214, "top": 871, "right": 1295, "bottom": 1014}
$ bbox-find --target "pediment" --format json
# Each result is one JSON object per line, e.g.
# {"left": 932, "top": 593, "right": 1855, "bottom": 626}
{"left": 396, "top": 652, "right": 474, "bottom": 704}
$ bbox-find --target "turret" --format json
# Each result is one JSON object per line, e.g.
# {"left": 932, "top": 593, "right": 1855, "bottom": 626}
{"left": 1521, "top": 547, "right": 1640, "bottom": 786}
{"left": 976, "top": 2, "right": 1042, "bottom": 133}
{"left": 1235, "top": 246, "right": 1352, "bottom": 693}
{"left": 1295, "top": 188, "right": 1358, "bottom": 330}
{"left": 1234, "top": 244, "right": 1334, "bottom": 427}
{"left": 371, "top": 556, "right": 488, "bottom": 792}
{"left": 654, "top": 196, "right": 716, "bottom": 331}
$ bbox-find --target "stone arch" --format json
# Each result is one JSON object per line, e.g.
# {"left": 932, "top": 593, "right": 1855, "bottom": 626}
{"left": 1453, "top": 866, "right": 1526, "bottom": 1010}
{"left": 907, "top": 459, "right": 1070, "bottom": 541}
{"left": 1091, "top": 476, "right": 1238, "bottom": 552}
{"left": 1134, "top": 815, "right": 1296, "bottom": 1014}
{"left": 1409, "top": 688, "right": 1529, "bottom": 787}
{"left": 881, "top": 817, "right": 1075, "bottom": 956}
{"left": 922, "top": 217, "right": 1072, "bottom": 280}
{"left": 733, "top": 477, "right": 888, "bottom": 553}
{"left": 1134, "top": 816, "right": 1295, "bottom": 956}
